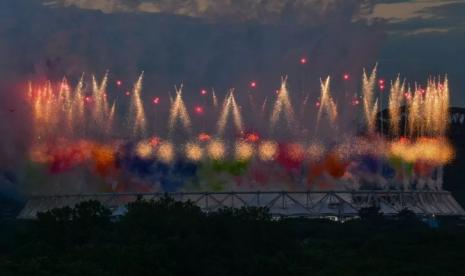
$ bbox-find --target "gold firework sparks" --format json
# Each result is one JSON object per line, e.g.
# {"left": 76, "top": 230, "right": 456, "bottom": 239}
{"left": 235, "top": 141, "right": 254, "bottom": 161}
{"left": 73, "top": 75, "right": 85, "bottom": 131}
{"left": 270, "top": 77, "right": 296, "bottom": 132}
{"left": 92, "top": 72, "right": 109, "bottom": 126}
{"left": 316, "top": 76, "right": 338, "bottom": 130}
{"left": 136, "top": 140, "right": 154, "bottom": 159}
{"left": 107, "top": 102, "right": 116, "bottom": 134}
{"left": 212, "top": 89, "right": 218, "bottom": 108}
{"left": 207, "top": 139, "right": 226, "bottom": 160}
{"left": 157, "top": 141, "right": 175, "bottom": 163}
{"left": 258, "top": 140, "right": 278, "bottom": 161}
{"left": 362, "top": 64, "right": 379, "bottom": 134}
{"left": 185, "top": 142, "right": 203, "bottom": 161}
{"left": 217, "top": 90, "right": 243, "bottom": 136}
{"left": 168, "top": 85, "right": 192, "bottom": 135}
{"left": 388, "top": 75, "right": 404, "bottom": 137}
{"left": 408, "top": 86, "right": 421, "bottom": 137}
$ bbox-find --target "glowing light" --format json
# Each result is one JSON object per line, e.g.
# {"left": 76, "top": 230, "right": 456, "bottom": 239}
{"left": 286, "top": 143, "right": 305, "bottom": 161}
{"left": 125, "top": 91, "right": 130, "bottom": 96}
{"left": 362, "top": 64, "right": 378, "bottom": 134}
{"left": 71, "top": 75, "right": 84, "bottom": 130}
{"left": 91, "top": 72, "right": 109, "bottom": 128}
{"left": 107, "top": 102, "right": 116, "bottom": 134}
{"left": 307, "top": 143, "right": 325, "bottom": 161}
{"left": 343, "top": 74, "right": 350, "bottom": 80}
{"left": 316, "top": 76, "right": 338, "bottom": 129}
{"left": 351, "top": 98, "right": 360, "bottom": 106}
{"left": 217, "top": 90, "right": 243, "bottom": 136}
{"left": 389, "top": 76, "right": 405, "bottom": 137}
{"left": 250, "top": 81, "right": 257, "bottom": 88}
{"left": 168, "top": 85, "right": 192, "bottom": 135}
{"left": 157, "top": 142, "right": 174, "bottom": 163}
{"left": 150, "top": 137, "right": 161, "bottom": 147}
{"left": 258, "top": 141, "right": 278, "bottom": 161}
{"left": 245, "top": 132, "right": 260, "bottom": 143}
{"left": 212, "top": 89, "right": 218, "bottom": 107}
{"left": 408, "top": 87, "right": 421, "bottom": 137}
{"left": 116, "top": 80, "right": 122, "bottom": 86}
{"left": 389, "top": 138, "right": 453, "bottom": 165}
{"left": 25, "top": 72, "right": 453, "bottom": 190}
{"left": 300, "top": 57, "right": 307, "bottom": 64}
{"left": 207, "top": 140, "right": 226, "bottom": 160}
{"left": 270, "top": 77, "right": 296, "bottom": 132}
{"left": 235, "top": 141, "right": 254, "bottom": 161}
{"left": 136, "top": 141, "right": 153, "bottom": 159}
{"left": 198, "top": 132, "right": 211, "bottom": 142}
{"left": 201, "top": 89, "right": 207, "bottom": 96}
{"left": 195, "top": 105, "right": 204, "bottom": 114}
{"left": 185, "top": 142, "right": 203, "bottom": 161}
{"left": 128, "top": 73, "right": 147, "bottom": 137}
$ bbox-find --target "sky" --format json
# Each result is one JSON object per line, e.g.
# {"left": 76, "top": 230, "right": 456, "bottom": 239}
{"left": 0, "top": 1, "right": 463, "bottom": 128}
{"left": 1, "top": 1, "right": 464, "bottom": 99}
{"left": 0, "top": 0, "right": 462, "bottom": 154}
{"left": 0, "top": 0, "right": 464, "bottom": 196}
{"left": 0, "top": 0, "right": 465, "bottom": 150}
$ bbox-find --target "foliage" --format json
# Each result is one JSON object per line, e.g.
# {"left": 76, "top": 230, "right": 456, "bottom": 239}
{"left": 1, "top": 199, "right": 465, "bottom": 275}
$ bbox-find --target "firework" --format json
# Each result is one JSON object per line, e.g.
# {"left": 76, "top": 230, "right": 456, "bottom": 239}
{"left": 136, "top": 141, "right": 153, "bottom": 159}
{"left": 207, "top": 140, "right": 226, "bottom": 160}
{"left": 235, "top": 141, "right": 254, "bottom": 161}
{"left": 388, "top": 75, "right": 404, "bottom": 136}
{"left": 362, "top": 64, "right": 378, "bottom": 134}
{"left": 157, "top": 141, "right": 175, "bottom": 163}
{"left": 185, "top": 142, "right": 203, "bottom": 161}
{"left": 316, "top": 76, "right": 337, "bottom": 130}
{"left": 25, "top": 70, "right": 455, "bottom": 193}
{"left": 258, "top": 140, "right": 278, "bottom": 161}
{"left": 270, "top": 77, "right": 296, "bottom": 132}
{"left": 217, "top": 90, "right": 243, "bottom": 136}
{"left": 307, "top": 143, "right": 325, "bottom": 161}
{"left": 128, "top": 73, "right": 147, "bottom": 137}
{"left": 168, "top": 85, "right": 192, "bottom": 136}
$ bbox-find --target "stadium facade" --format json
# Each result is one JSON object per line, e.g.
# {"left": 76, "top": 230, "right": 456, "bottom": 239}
{"left": 18, "top": 108, "right": 465, "bottom": 219}
{"left": 18, "top": 190, "right": 465, "bottom": 220}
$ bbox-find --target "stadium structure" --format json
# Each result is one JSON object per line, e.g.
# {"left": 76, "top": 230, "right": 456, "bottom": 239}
{"left": 18, "top": 190, "right": 464, "bottom": 220}
{"left": 17, "top": 108, "right": 465, "bottom": 220}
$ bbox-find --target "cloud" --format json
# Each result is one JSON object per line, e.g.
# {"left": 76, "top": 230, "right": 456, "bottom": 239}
{"left": 367, "top": 0, "right": 465, "bottom": 35}
{"left": 371, "top": 1, "right": 465, "bottom": 106}
{"left": 369, "top": 0, "right": 463, "bottom": 23}
{"left": 46, "top": 0, "right": 374, "bottom": 24}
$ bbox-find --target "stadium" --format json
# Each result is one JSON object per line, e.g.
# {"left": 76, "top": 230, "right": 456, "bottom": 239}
{"left": 17, "top": 94, "right": 465, "bottom": 219}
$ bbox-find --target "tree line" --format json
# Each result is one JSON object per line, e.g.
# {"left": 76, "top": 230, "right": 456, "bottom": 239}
{"left": 1, "top": 197, "right": 464, "bottom": 275}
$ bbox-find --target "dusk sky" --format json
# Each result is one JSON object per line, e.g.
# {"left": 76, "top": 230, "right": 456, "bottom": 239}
{"left": 0, "top": 0, "right": 464, "bottom": 104}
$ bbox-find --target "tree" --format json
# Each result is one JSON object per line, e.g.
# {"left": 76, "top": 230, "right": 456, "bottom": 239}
{"left": 396, "top": 208, "right": 417, "bottom": 221}
{"left": 36, "top": 200, "right": 111, "bottom": 245}
{"left": 358, "top": 205, "right": 384, "bottom": 223}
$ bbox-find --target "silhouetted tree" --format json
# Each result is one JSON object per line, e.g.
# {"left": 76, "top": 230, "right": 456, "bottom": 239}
{"left": 2, "top": 198, "right": 465, "bottom": 276}
{"left": 36, "top": 200, "right": 111, "bottom": 245}
{"left": 358, "top": 205, "right": 384, "bottom": 223}
{"left": 396, "top": 208, "right": 418, "bottom": 222}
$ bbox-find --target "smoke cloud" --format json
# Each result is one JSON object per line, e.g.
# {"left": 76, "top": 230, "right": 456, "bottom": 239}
{"left": 0, "top": 0, "right": 385, "bottom": 195}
